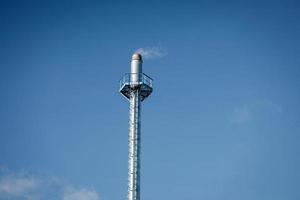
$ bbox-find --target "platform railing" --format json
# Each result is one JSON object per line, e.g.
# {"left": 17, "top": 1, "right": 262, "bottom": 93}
{"left": 119, "top": 73, "right": 153, "bottom": 89}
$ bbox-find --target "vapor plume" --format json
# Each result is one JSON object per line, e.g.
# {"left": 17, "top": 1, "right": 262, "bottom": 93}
{"left": 135, "top": 46, "right": 167, "bottom": 60}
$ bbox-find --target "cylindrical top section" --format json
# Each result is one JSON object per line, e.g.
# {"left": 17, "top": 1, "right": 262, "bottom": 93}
{"left": 131, "top": 53, "right": 143, "bottom": 83}
{"left": 132, "top": 53, "right": 142, "bottom": 61}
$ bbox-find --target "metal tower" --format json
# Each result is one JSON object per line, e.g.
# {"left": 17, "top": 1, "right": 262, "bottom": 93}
{"left": 119, "top": 53, "right": 153, "bottom": 200}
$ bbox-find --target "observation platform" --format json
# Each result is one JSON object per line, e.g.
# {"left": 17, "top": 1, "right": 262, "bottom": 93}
{"left": 119, "top": 73, "right": 153, "bottom": 101}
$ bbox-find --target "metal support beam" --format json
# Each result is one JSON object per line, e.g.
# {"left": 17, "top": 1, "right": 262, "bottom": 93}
{"left": 128, "top": 88, "right": 141, "bottom": 200}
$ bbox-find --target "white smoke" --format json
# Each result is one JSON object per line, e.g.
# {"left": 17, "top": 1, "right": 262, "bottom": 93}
{"left": 135, "top": 46, "right": 167, "bottom": 60}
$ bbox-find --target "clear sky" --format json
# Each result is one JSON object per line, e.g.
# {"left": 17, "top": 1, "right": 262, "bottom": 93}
{"left": 0, "top": 0, "right": 300, "bottom": 200}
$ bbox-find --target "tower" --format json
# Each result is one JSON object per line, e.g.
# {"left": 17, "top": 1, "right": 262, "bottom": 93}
{"left": 119, "top": 53, "right": 153, "bottom": 200}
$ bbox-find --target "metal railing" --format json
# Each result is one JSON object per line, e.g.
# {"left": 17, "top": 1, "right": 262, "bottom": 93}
{"left": 119, "top": 73, "right": 153, "bottom": 89}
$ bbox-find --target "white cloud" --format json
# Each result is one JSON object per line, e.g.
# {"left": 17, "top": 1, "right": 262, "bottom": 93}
{"left": 0, "top": 170, "right": 100, "bottom": 200}
{"left": 0, "top": 174, "right": 40, "bottom": 198}
{"left": 135, "top": 46, "right": 167, "bottom": 60}
{"left": 0, "top": 177, "right": 38, "bottom": 194}
{"left": 63, "top": 187, "right": 99, "bottom": 200}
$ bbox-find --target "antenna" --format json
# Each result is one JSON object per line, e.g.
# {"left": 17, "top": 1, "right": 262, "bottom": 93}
{"left": 119, "top": 53, "right": 153, "bottom": 200}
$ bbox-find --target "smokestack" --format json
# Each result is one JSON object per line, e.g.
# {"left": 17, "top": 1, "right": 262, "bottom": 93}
{"left": 119, "top": 53, "right": 153, "bottom": 200}
{"left": 131, "top": 53, "right": 143, "bottom": 84}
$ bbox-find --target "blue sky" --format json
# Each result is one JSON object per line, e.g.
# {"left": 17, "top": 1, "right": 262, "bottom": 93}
{"left": 0, "top": 0, "right": 300, "bottom": 199}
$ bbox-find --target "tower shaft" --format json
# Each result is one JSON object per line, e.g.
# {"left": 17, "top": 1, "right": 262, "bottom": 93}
{"left": 119, "top": 53, "right": 153, "bottom": 200}
{"left": 128, "top": 88, "right": 141, "bottom": 200}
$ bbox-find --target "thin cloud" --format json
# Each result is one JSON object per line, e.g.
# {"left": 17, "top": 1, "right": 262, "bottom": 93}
{"left": 228, "top": 100, "right": 283, "bottom": 125}
{"left": 228, "top": 104, "right": 252, "bottom": 124}
{"left": 0, "top": 177, "right": 38, "bottom": 195}
{"left": 135, "top": 46, "right": 167, "bottom": 60}
{"left": 0, "top": 174, "right": 41, "bottom": 199}
{"left": 63, "top": 187, "right": 99, "bottom": 200}
{"left": 0, "top": 169, "right": 100, "bottom": 200}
